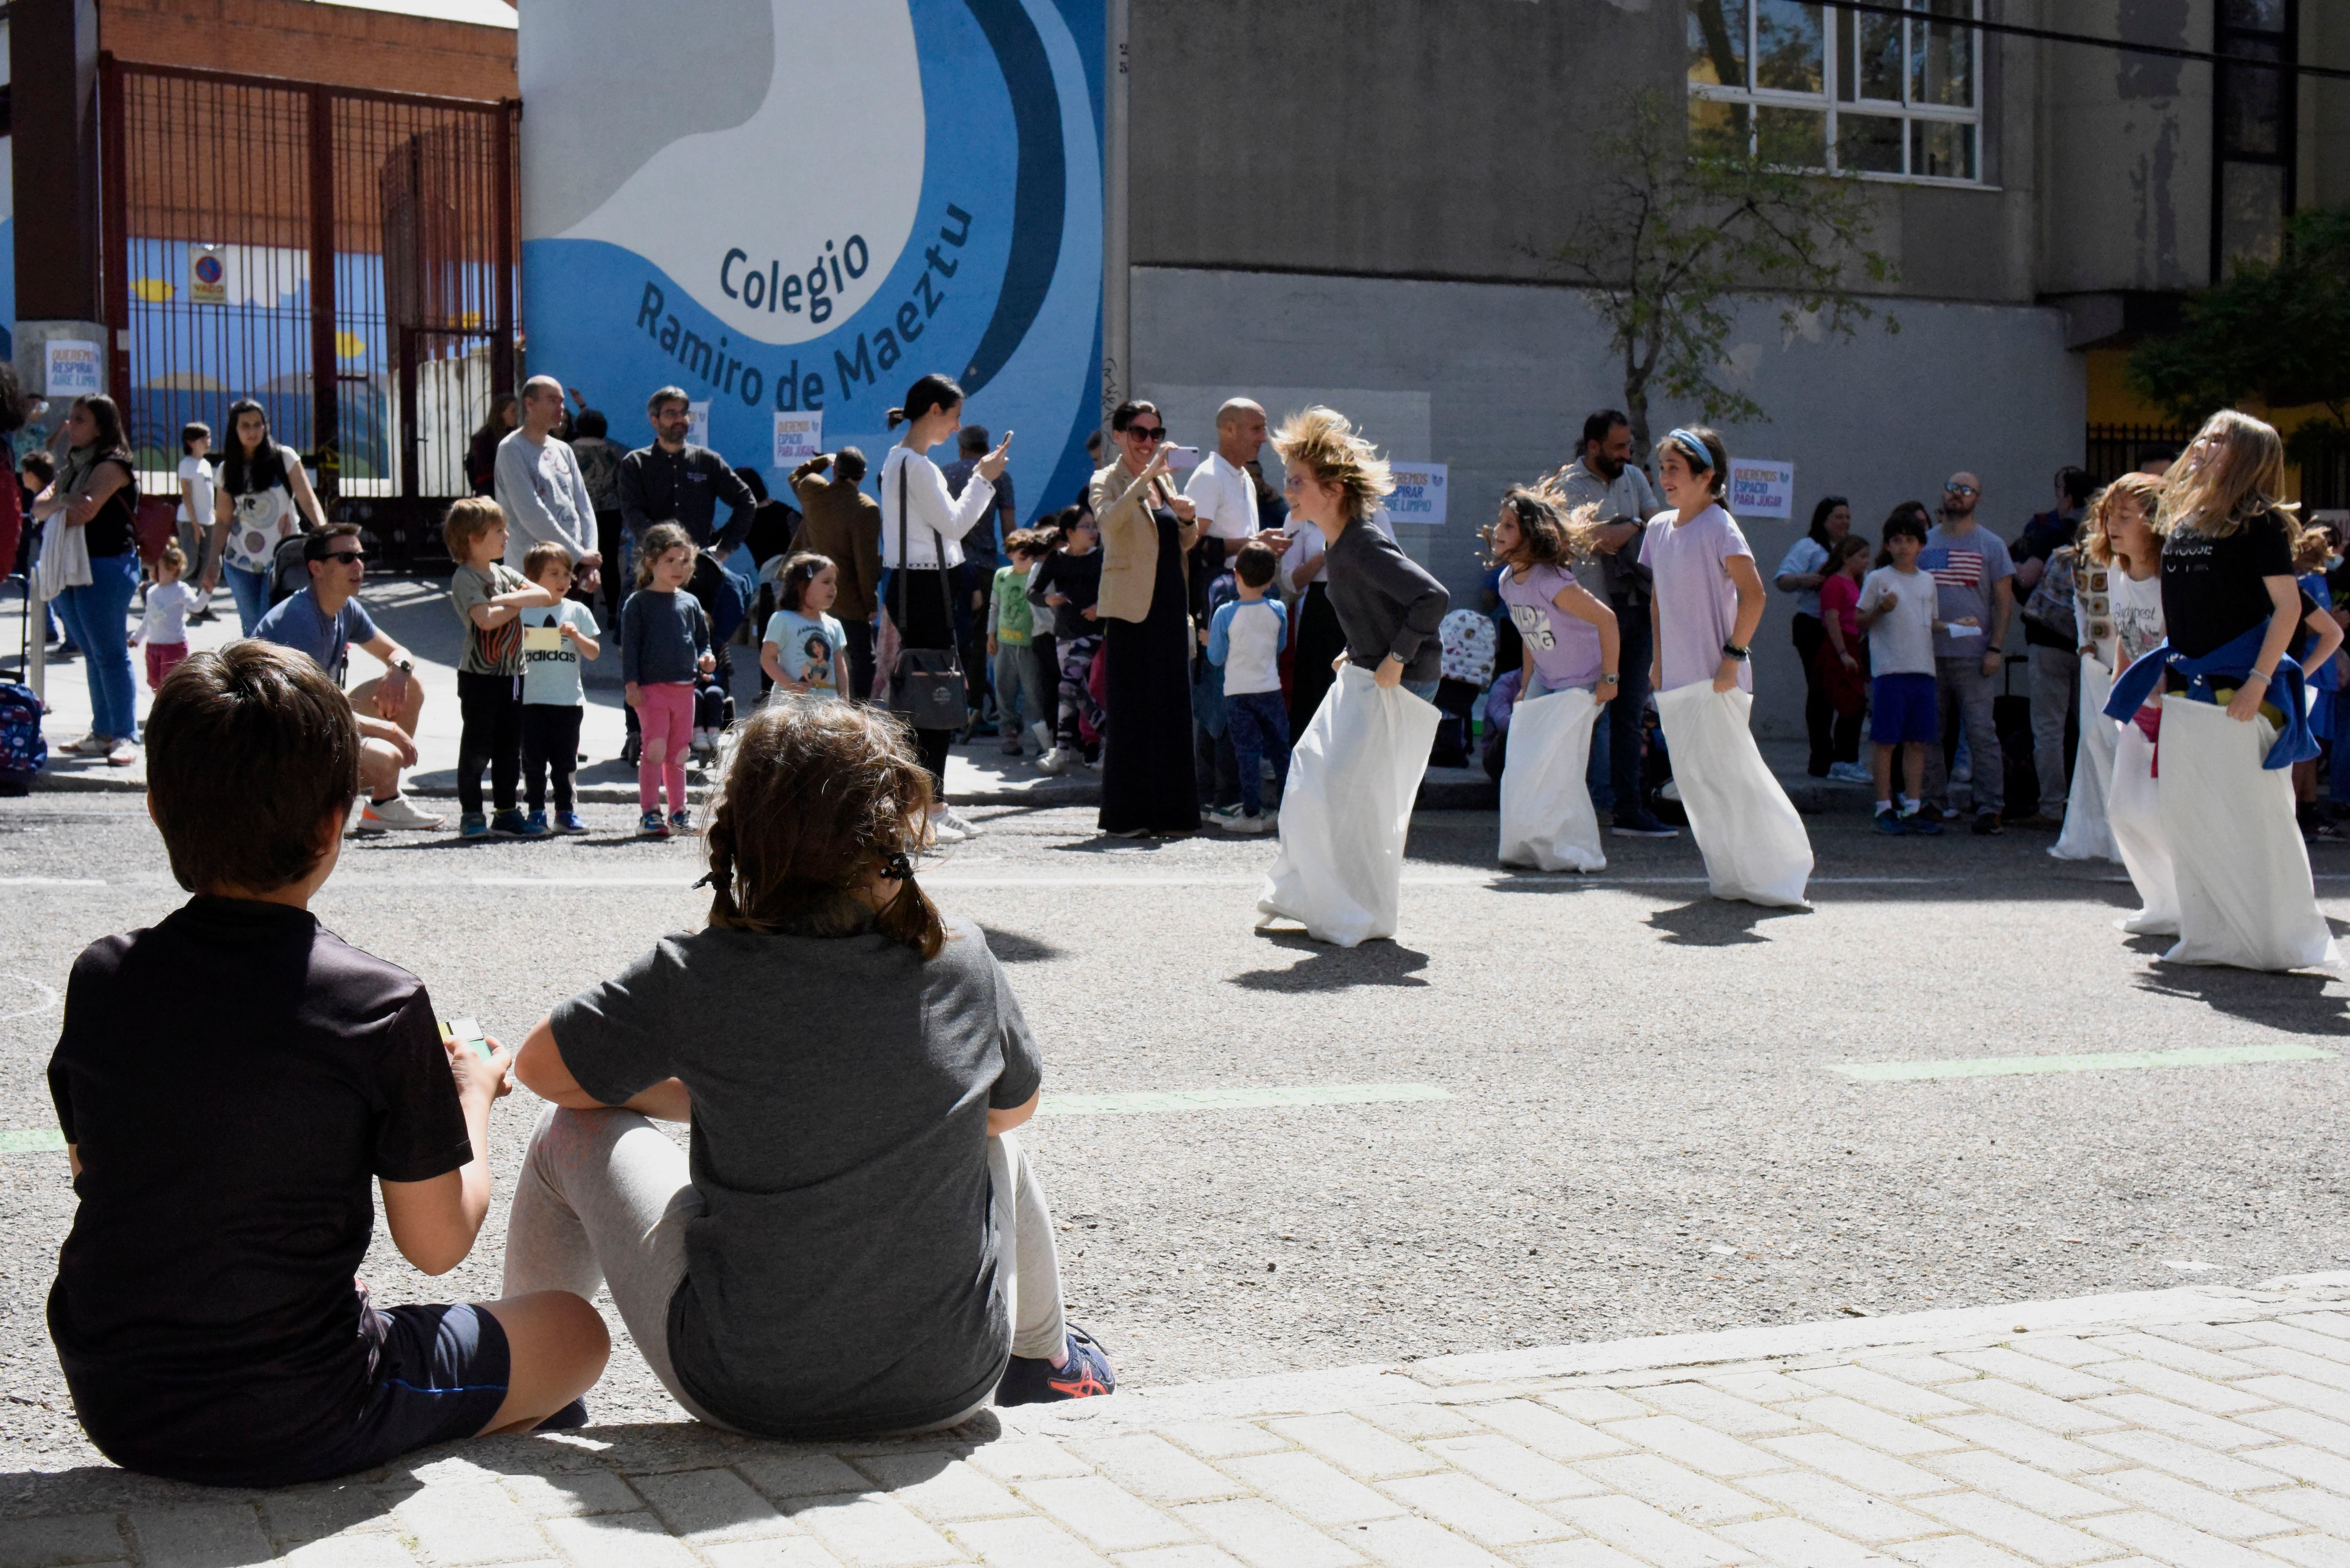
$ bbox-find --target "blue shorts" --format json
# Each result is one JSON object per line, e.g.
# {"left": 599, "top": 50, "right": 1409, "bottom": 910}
{"left": 1871, "top": 672, "right": 1938, "bottom": 745}
{"left": 289, "top": 1301, "right": 511, "bottom": 1484}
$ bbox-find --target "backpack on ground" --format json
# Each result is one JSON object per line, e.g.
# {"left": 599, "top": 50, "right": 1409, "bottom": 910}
{"left": 0, "top": 682, "right": 47, "bottom": 794}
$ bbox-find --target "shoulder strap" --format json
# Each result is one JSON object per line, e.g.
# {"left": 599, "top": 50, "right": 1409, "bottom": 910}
{"left": 897, "top": 451, "right": 909, "bottom": 622}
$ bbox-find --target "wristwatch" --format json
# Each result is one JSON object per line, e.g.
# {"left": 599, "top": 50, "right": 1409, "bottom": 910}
{"left": 1598, "top": 672, "right": 1621, "bottom": 686}
{"left": 1722, "top": 642, "right": 1750, "bottom": 661}
{"left": 394, "top": 658, "right": 415, "bottom": 675}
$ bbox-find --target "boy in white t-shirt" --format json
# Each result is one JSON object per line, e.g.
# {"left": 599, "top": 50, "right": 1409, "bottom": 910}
{"left": 517, "top": 542, "right": 601, "bottom": 836}
{"left": 1856, "top": 511, "right": 1962, "bottom": 835}
{"left": 177, "top": 423, "right": 216, "bottom": 619}
{"left": 1203, "top": 541, "right": 1290, "bottom": 833}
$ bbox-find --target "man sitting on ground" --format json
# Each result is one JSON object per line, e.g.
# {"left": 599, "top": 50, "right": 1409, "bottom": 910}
{"left": 251, "top": 524, "right": 442, "bottom": 830}
{"left": 44, "top": 641, "right": 609, "bottom": 1486}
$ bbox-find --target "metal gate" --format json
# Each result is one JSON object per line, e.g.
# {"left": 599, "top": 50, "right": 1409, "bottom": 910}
{"left": 98, "top": 56, "right": 517, "bottom": 563}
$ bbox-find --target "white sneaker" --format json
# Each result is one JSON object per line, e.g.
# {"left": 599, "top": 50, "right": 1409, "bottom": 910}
{"left": 1205, "top": 804, "right": 1245, "bottom": 828}
{"left": 1034, "top": 747, "right": 1071, "bottom": 776}
{"left": 1228, "top": 811, "right": 1273, "bottom": 835}
{"left": 106, "top": 738, "right": 139, "bottom": 767}
{"left": 68, "top": 733, "right": 112, "bottom": 757}
{"left": 926, "top": 809, "right": 968, "bottom": 845}
{"left": 361, "top": 794, "right": 447, "bottom": 831}
{"left": 940, "top": 807, "right": 985, "bottom": 839}
{"left": 1828, "top": 761, "right": 1873, "bottom": 784}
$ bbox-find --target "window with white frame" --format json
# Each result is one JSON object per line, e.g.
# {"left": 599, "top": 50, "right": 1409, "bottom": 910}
{"left": 1686, "top": 0, "right": 1984, "bottom": 182}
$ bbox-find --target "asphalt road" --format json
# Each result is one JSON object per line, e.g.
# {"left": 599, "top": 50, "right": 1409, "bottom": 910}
{"left": 5, "top": 793, "right": 2348, "bottom": 1472}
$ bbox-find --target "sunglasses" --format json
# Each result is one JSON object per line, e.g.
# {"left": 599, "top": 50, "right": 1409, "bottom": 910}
{"left": 325, "top": 550, "right": 366, "bottom": 564}
{"left": 1125, "top": 425, "right": 1165, "bottom": 441}
{"left": 1944, "top": 483, "right": 1978, "bottom": 497}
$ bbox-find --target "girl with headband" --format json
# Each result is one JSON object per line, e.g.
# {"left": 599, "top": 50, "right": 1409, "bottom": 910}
{"left": 1642, "top": 426, "right": 1814, "bottom": 908}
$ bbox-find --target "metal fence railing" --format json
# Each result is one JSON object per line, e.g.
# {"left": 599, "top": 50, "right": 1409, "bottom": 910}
{"left": 99, "top": 55, "right": 517, "bottom": 566}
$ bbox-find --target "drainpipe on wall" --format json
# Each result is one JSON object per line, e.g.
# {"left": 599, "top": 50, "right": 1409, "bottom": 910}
{"left": 1101, "top": 0, "right": 1129, "bottom": 442}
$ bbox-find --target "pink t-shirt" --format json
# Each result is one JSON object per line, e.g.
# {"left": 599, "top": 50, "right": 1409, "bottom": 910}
{"left": 1819, "top": 571, "right": 1862, "bottom": 641}
{"left": 1643, "top": 504, "right": 1755, "bottom": 694}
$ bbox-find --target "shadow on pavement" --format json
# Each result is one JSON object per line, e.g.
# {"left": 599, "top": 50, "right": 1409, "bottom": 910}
{"left": 2132, "top": 965, "right": 2350, "bottom": 1035}
{"left": 1231, "top": 930, "right": 1430, "bottom": 991}
{"left": 979, "top": 928, "right": 1067, "bottom": 964}
{"left": 1643, "top": 898, "right": 1810, "bottom": 946}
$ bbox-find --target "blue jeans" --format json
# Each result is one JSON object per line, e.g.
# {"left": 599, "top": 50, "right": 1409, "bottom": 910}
{"left": 1404, "top": 677, "right": 1441, "bottom": 702}
{"left": 55, "top": 552, "right": 140, "bottom": 738}
{"left": 222, "top": 563, "right": 273, "bottom": 632}
{"left": 1226, "top": 690, "right": 1292, "bottom": 817}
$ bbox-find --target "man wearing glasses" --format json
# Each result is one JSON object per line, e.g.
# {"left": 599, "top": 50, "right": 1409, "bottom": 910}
{"left": 251, "top": 525, "right": 444, "bottom": 830}
{"left": 1917, "top": 471, "right": 2015, "bottom": 835}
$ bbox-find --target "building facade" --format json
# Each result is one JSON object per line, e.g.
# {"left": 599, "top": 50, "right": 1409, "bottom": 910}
{"left": 1122, "top": 0, "right": 2348, "bottom": 734}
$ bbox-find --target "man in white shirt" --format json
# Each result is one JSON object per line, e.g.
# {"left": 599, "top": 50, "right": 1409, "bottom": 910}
{"left": 1183, "top": 398, "right": 1267, "bottom": 571}
{"left": 494, "top": 376, "right": 603, "bottom": 577}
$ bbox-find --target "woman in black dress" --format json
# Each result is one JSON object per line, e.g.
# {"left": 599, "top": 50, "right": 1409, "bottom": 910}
{"left": 1092, "top": 401, "right": 1200, "bottom": 836}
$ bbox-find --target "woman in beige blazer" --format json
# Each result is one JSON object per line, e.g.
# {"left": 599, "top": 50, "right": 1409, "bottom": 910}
{"left": 1090, "top": 401, "right": 1200, "bottom": 835}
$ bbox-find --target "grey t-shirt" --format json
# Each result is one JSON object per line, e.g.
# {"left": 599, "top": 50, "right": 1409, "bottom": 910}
{"left": 1555, "top": 459, "right": 1661, "bottom": 604}
{"left": 550, "top": 916, "right": 1043, "bottom": 1438}
{"left": 1920, "top": 522, "right": 2016, "bottom": 661}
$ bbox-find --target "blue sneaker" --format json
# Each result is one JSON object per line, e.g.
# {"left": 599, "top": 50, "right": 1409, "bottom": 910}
{"left": 458, "top": 812, "right": 491, "bottom": 840}
{"left": 553, "top": 811, "right": 589, "bottom": 835}
{"left": 668, "top": 809, "right": 693, "bottom": 835}
{"left": 638, "top": 810, "right": 670, "bottom": 838}
{"left": 1873, "top": 807, "right": 1904, "bottom": 835}
{"left": 490, "top": 808, "right": 531, "bottom": 837}
{"left": 1904, "top": 811, "right": 1944, "bottom": 836}
{"left": 520, "top": 810, "right": 551, "bottom": 837}
{"left": 995, "top": 1323, "right": 1116, "bottom": 1407}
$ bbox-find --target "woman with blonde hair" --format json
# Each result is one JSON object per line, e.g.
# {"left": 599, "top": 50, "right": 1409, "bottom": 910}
{"left": 1256, "top": 407, "right": 1447, "bottom": 946}
{"left": 1091, "top": 400, "right": 1200, "bottom": 836}
{"left": 2103, "top": 409, "right": 2336, "bottom": 969}
{"left": 2070, "top": 473, "right": 2174, "bottom": 924}
{"left": 506, "top": 700, "right": 1114, "bottom": 1437}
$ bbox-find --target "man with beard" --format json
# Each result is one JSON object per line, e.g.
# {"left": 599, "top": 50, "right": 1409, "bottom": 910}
{"left": 1556, "top": 410, "right": 1673, "bottom": 836}
{"left": 1918, "top": 469, "right": 2015, "bottom": 835}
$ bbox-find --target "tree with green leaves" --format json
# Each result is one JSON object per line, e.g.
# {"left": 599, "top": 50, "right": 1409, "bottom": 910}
{"left": 2130, "top": 207, "right": 2350, "bottom": 470}
{"left": 1546, "top": 89, "right": 1898, "bottom": 455}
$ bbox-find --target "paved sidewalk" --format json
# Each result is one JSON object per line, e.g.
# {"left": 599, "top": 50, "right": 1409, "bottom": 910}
{"left": 13, "top": 1275, "right": 2350, "bottom": 1566}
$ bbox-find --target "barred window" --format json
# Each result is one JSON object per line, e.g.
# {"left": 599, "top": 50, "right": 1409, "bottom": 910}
{"left": 1687, "top": 0, "right": 1984, "bottom": 183}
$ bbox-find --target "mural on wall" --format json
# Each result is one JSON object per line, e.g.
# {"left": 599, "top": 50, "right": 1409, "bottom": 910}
{"left": 517, "top": 0, "right": 1104, "bottom": 524}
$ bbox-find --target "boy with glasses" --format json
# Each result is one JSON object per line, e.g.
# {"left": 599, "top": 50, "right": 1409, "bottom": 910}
{"left": 252, "top": 525, "right": 441, "bottom": 830}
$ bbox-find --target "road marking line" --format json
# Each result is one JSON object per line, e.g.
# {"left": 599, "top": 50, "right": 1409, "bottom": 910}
{"left": 0, "top": 1129, "right": 66, "bottom": 1154}
{"left": 1833, "top": 1042, "right": 2337, "bottom": 1082}
{"left": 1039, "top": 1083, "right": 1452, "bottom": 1117}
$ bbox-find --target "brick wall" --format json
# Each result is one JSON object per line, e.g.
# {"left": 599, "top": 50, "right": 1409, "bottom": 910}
{"left": 103, "top": 0, "right": 516, "bottom": 101}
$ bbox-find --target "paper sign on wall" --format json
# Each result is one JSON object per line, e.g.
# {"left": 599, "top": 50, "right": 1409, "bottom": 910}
{"left": 44, "top": 340, "right": 103, "bottom": 398}
{"left": 773, "top": 411, "right": 824, "bottom": 468}
{"left": 1386, "top": 462, "right": 1449, "bottom": 526}
{"left": 687, "top": 401, "right": 711, "bottom": 449}
{"left": 1730, "top": 459, "right": 1794, "bottom": 519}
{"left": 188, "top": 246, "right": 228, "bottom": 306}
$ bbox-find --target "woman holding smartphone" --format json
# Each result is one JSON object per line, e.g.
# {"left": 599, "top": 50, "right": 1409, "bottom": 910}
{"left": 1092, "top": 400, "right": 1201, "bottom": 837}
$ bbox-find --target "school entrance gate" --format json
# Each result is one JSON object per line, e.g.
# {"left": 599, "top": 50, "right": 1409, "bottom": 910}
{"left": 98, "top": 56, "right": 519, "bottom": 563}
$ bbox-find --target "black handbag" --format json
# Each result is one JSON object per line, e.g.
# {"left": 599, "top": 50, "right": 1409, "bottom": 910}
{"left": 889, "top": 453, "right": 967, "bottom": 732}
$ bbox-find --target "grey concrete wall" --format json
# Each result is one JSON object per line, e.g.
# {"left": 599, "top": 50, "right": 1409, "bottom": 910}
{"left": 2037, "top": 0, "right": 2215, "bottom": 294}
{"left": 1134, "top": 266, "right": 2084, "bottom": 739}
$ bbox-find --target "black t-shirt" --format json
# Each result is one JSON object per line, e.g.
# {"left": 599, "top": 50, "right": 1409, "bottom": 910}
{"left": 551, "top": 917, "right": 1043, "bottom": 1439}
{"left": 1030, "top": 549, "right": 1104, "bottom": 640}
{"left": 2161, "top": 511, "right": 2295, "bottom": 660}
{"left": 46, "top": 898, "right": 470, "bottom": 1482}
{"left": 70, "top": 450, "right": 138, "bottom": 559}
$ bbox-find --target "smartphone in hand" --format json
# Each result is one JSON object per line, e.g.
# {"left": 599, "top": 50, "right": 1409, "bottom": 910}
{"left": 1165, "top": 445, "right": 1203, "bottom": 471}
{"left": 439, "top": 1017, "right": 496, "bottom": 1062}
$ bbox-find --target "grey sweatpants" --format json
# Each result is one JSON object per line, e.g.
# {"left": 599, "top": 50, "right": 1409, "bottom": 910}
{"left": 1922, "top": 654, "right": 2003, "bottom": 814}
{"left": 502, "top": 1104, "right": 1068, "bottom": 1430}
{"left": 2028, "top": 645, "right": 2079, "bottom": 816}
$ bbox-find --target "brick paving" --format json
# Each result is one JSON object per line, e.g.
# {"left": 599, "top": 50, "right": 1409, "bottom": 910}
{"left": 11, "top": 1275, "right": 2350, "bottom": 1566}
